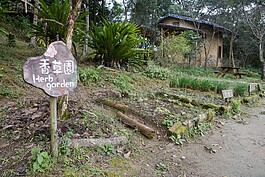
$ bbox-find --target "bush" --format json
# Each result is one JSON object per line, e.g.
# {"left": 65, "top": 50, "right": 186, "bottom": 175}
{"left": 143, "top": 64, "right": 170, "bottom": 80}
{"left": 78, "top": 66, "right": 103, "bottom": 86}
{"left": 88, "top": 19, "right": 147, "bottom": 70}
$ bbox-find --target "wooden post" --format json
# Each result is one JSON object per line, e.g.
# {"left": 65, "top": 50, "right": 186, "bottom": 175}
{"left": 50, "top": 96, "right": 58, "bottom": 157}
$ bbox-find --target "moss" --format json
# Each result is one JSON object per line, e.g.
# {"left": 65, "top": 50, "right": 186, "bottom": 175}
{"left": 179, "top": 96, "right": 192, "bottom": 103}
{"left": 107, "top": 156, "right": 132, "bottom": 176}
{"left": 206, "top": 110, "right": 215, "bottom": 122}
{"left": 191, "top": 99, "right": 200, "bottom": 106}
{"left": 182, "top": 103, "right": 194, "bottom": 108}
{"left": 202, "top": 103, "right": 218, "bottom": 110}
{"left": 218, "top": 106, "right": 228, "bottom": 114}
{"left": 169, "top": 121, "right": 187, "bottom": 136}
{"left": 242, "top": 95, "right": 259, "bottom": 103}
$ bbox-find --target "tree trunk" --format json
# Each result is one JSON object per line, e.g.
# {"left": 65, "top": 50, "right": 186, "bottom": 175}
{"left": 257, "top": 39, "right": 264, "bottom": 81}
{"left": 30, "top": 0, "right": 39, "bottom": 47}
{"left": 122, "top": 0, "right": 128, "bottom": 20}
{"left": 58, "top": 0, "right": 82, "bottom": 119}
{"left": 204, "top": 41, "right": 208, "bottom": 70}
{"left": 229, "top": 34, "right": 235, "bottom": 67}
{"left": 81, "top": 0, "right": 89, "bottom": 59}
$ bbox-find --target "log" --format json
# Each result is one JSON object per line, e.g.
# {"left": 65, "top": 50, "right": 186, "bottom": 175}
{"left": 68, "top": 136, "right": 128, "bottom": 148}
{"left": 96, "top": 98, "right": 129, "bottom": 112}
{"left": 116, "top": 111, "right": 155, "bottom": 139}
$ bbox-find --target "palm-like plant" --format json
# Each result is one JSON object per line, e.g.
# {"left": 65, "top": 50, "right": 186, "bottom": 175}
{"left": 32, "top": 0, "right": 69, "bottom": 44}
{"left": 88, "top": 19, "right": 147, "bottom": 70}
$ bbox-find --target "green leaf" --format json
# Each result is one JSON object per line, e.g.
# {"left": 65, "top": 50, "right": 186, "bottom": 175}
{"left": 37, "top": 154, "right": 44, "bottom": 164}
{"left": 41, "top": 151, "right": 49, "bottom": 158}
{"left": 33, "top": 162, "right": 40, "bottom": 172}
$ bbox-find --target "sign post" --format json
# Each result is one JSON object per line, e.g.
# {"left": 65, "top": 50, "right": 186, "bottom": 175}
{"left": 23, "top": 41, "right": 77, "bottom": 157}
{"left": 50, "top": 96, "right": 58, "bottom": 157}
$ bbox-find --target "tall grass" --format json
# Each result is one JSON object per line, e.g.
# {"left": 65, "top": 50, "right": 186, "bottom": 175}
{"left": 170, "top": 75, "right": 248, "bottom": 96}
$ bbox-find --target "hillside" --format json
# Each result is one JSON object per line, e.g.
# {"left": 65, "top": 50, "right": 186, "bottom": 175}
{"left": 0, "top": 37, "right": 264, "bottom": 176}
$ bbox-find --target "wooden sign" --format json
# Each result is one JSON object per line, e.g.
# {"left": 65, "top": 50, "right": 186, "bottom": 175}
{"left": 23, "top": 41, "right": 77, "bottom": 97}
{"left": 23, "top": 41, "right": 77, "bottom": 157}
{"left": 248, "top": 83, "right": 258, "bottom": 93}
{"left": 221, "top": 89, "right": 233, "bottom": 99}
{"left": 248, "top": 83, "right": 261, "bottom": 95}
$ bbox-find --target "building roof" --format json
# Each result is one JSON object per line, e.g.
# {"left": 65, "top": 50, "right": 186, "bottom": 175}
{"left": 158, "top": 14, "right": 231, "bottom": 33}
{"left": 157, "top": 23, "right": 206, "bottom": 35}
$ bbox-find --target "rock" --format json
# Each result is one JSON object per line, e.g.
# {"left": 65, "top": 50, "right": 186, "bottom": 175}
{"left": 169, "top": 121, "right": 187, "bottom": 136}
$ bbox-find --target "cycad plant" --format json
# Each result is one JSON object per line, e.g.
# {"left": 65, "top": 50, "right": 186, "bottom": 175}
{"left": 88, "top": 19, "right": 147, "bottom": 70}
{"left": 32, "top": 0, "right": 69, "bottom": 44}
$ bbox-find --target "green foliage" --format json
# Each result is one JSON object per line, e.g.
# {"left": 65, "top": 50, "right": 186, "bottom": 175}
{"left": 101, "top": 143, "right": 115, "bottom": 155}
{"left": 159, "top": 32, "right": 191, "bottom": 63}
{"left": 171, "top": 65, "right": 215, "bottom": 77}
{"left": 59, "top": 138, "right": 71, "bottom": 155}
{"left": 0, "top": 87, "right": 19, "bottom": 98}
{"left": 170, "top": 75, "right": 248, "bottom": 94}
{"left": 143, "top": 63, "right": 170, "bottom": 80}
{"left": 88, "top": 19, "right": 146, "bottom": 70}
{"left": 230, "top": 99, "right": 240, "bottom": 113}
{"left": 155, "top": 162, "right": 167, "bottom": 171}
{"left": 179, "top": 31, "right": 203, "bottom": 62}
{"left": 33, "top": 0, "right": 69, "bottom": 43}
{"left": 29, "top": 146, "right": 53, "bottom": 173}
{"left": 78, "top": 66, "right": 103, "bottom": 86}
{"left": 108, "top": 74, "right": 135, "bottom": 92}
{"left": 233, "top": 83, "right": 248, "bottom": 96}
{"left": 5, "top": 15, "right": 32, "bottom": 40}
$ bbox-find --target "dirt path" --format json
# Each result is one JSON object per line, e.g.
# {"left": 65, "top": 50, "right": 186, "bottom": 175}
{"left": 132, "top": 99, "right": 265, "bottom": 177}
{"left": 178, "top": 100, "right": 265, "bottom": 177}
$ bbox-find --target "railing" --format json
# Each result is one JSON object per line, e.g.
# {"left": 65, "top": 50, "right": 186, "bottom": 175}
{"left": 5, "top": 0, "right": 34, "bottom": 14}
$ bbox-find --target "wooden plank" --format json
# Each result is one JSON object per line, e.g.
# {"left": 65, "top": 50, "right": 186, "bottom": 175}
{"left": 222, "top": 89, "right": 233, "bottom": 99}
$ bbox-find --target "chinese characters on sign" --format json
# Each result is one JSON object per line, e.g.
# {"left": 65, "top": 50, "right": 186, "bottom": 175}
{"left": 23, "top": 41, "right": 77, "bottom": 97}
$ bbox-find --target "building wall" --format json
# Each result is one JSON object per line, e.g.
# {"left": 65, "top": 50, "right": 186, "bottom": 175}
{"left": 160, "top": 17, "right": 223, "bottom": 67}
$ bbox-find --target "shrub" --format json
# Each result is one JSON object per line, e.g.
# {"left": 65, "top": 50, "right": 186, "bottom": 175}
{"left": 88, "top": 19, "right": 147, "bottom": 70}
{"left": 78, "top": 66, "right": 103, "bottom": 86}
{"left": 143, "top": 64, "right": 170, "bottom": 80}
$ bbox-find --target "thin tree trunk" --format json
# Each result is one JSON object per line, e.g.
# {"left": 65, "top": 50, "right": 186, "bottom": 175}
{"left": 229, "top": 34, "right": 235, "bottom": 67}
{"left": 58, "top": 0, "right": 82, "bottom": 119}
{"left": 122, "top": 0, "right": 128, "bottom": 20}
{"left": 81, "top": 0, "right": 89, "bottom": 59}
{"left": 30, "top": 0, "right": 39, "bottom": 46}
{"left": 260, "top": 36, "right": 265, "bottom": 80}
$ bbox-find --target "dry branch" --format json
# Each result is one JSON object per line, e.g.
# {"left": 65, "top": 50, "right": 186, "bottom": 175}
{"left": 96, "top": 98, "right": 129, "bottom": 112}
{"left": 116, "top": 111, "right": 155, "bottom": 139}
